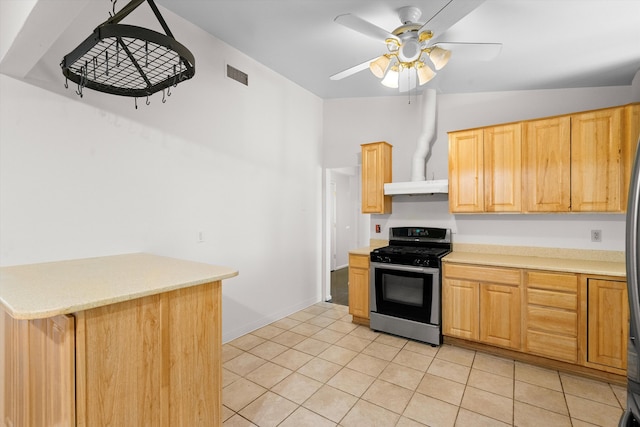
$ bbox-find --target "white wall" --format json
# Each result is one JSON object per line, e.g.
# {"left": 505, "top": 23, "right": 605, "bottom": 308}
{"left": 0, "top": 9, "right": 324, "bottom": 342}
{"left": 324, "top": 86, "right": 636, "bottom": 251}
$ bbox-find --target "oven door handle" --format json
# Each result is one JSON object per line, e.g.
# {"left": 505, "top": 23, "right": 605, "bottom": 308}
{"left": 370, "top": 262, "right": 439, "bottom": 275}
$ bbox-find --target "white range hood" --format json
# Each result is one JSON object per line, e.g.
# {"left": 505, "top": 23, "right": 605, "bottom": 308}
{"left": 384, "top": 179, "right": 449, "bottom": 195}
{"left": 383, "top": 89, "right": 448, "bottom": 196}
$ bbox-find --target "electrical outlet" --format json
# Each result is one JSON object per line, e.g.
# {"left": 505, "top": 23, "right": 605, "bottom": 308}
{"left": 591, "top": 229, "right": 602, "bottom": 242}
{"left": 198, "top": 231, "right": 205, "bottom": 243}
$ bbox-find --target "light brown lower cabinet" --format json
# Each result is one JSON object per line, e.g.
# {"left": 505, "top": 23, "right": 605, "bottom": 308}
{"left": 348, "top": 253, "right": 370, "bottom": 325}
{"left": 444, "top": 262, "right": 628, "bottom": 377}
{"left": 2, "top": 281, "right": 223, "bottom": 427}
{"left": 443, "top": 263, "right": 521, "bottom": 350}
{"left": 524, "top": 271, "right": 579, "bottom": 363}
{"left": 584, "top": 276, "right": 628, "bottom": 372}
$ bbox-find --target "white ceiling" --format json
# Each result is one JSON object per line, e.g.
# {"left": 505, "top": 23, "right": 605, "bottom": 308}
{"left": 2, "top": 0, "right": 640, "bottom": 100}
{"left": 153, "top": 0, "right": 640, "bottom": 98}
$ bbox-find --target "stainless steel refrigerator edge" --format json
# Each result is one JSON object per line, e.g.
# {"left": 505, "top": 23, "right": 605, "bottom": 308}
{"left": 620, "top": 138, "right": 640, "bottom": 427}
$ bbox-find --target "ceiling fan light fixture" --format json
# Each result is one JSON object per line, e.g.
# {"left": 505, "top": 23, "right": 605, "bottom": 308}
{"left": 381, "top": 66, "right": 399, "bottom": 88}
{"left": 428, "top": 46, "right": 451, "bottom": 70}
{"left": 417, "top": 62, "right": 436, "bottom": 85}
{"left": 399, "top": 38, "right": 421, "bottom": 62}
{"left": 369, "top": 54, "right": 391, "bottom": 78}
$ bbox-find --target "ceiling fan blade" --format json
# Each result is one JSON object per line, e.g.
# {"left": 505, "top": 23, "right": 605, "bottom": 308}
{"left": 419, "top": 0, "right": 485, "bottom": 38}
{"left": 330, "top": 57, "right": 378, "bottom": 81}
{"left": 434, "top": 42, "right": 502, "bottom": 61}
{"left": 335, "top": 13, "right": 399, "bottom": 43}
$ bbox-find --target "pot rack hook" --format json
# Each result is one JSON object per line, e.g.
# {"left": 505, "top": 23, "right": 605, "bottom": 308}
{"left": 162, "top": 88, "right": 166, "bottom": 103}
{"left": 135, "top": 97, "right": 138, "bottom": 109}
{"left": 146, "top": 95, "right": 150, "bottom": 106}
{"left": 76, "top": 65, "right": 85, "bottom": 97}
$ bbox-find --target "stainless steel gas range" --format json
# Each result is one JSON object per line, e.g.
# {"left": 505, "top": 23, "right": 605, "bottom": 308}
{"left": 369, "top": 227, "right": 452, "bottom": 346}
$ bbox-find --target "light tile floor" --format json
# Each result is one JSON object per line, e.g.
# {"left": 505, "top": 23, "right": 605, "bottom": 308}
{"left": 222, "top": 302, "right": 626, "bottom": 427}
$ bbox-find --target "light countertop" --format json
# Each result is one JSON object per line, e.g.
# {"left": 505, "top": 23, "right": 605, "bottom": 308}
{"left": 349, "top": 240, "right": 388, "bottom": 256}
{"left": 348, "top": 241, "right": 626, "bottom": 278}
{"left": 0, "top": 253, "right": 238, "bottom": 320}
{"left": 444, "top": 244, "right": 626, "bottom": 278}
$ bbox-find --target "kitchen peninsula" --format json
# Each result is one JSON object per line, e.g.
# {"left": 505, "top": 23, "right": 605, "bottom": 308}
{"left": 0, "top": 253, "right": 238, "bottom": 426}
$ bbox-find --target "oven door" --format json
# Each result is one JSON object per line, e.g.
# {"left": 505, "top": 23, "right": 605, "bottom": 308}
{"left": 369, "top": 262, "right": 440, "bottom": 325}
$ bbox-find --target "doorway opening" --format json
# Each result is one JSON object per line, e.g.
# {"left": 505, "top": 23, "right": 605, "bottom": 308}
{"left": 324, "top": 166, "right": 368, "bottom": 306}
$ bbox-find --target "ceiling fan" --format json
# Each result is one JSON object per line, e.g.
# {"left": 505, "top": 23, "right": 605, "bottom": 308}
{"left": 330, "top": 1, "right": 502, "bottom": 92}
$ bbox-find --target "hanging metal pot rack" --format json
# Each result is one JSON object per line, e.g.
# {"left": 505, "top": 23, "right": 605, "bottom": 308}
{"left": 60, "top": 0, "right": 195, "bottom": 104}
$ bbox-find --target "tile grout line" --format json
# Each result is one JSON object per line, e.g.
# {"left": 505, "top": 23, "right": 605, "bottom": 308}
{"left": 222, "top": 302, "right": 625, "bottom": 426}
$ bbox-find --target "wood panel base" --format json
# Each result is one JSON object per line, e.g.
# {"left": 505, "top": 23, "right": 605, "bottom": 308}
{"left": 351, "top": 315, "right": 370, "bottom": 327}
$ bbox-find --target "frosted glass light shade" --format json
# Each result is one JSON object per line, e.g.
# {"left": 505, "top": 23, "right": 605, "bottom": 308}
{"left": 429, "top": 46, "right": 451, "bottom": 70}
{"left": 381, "top": 66, "right": 399, "bottom": 88}
{"left": 417, "top": 63, "right": 436, "bottom": 85}
{"left": 369, "top": 55, "right": 391, "bottom": 78}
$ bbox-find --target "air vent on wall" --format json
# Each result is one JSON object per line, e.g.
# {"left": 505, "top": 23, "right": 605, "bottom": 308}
{"left": 227, "top": 64, "right": 248, "bottom": 86}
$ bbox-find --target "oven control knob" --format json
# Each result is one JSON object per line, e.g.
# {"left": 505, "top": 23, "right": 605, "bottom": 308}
{"left": 384, "top": 256, "right": 391, "bottom": 263}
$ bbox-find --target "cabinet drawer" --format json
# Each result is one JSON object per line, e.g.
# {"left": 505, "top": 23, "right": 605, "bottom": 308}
{"left": 527, "top": 306, "right": 577, "bottom": 336}
{"left": 349, "top": 254, "right": 370, "bottom": 269}
{"left": 527, "top": 288, "right": 577, "bottom": 311}
{"left": 526, "top": 330, "right": 578, "bottom": 363}
{"left": 444, "top": 264, "right": 520, "bottom": 286}
{"left": 526, "top": 271, "right": 577, "bottom": 293}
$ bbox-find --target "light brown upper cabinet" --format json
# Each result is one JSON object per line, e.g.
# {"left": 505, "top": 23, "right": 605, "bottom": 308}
{"left": 449, "top": 129, "right": 484, "bottom": 213}
{"left": 484, "top": 124, "right": 522, "bottom": 212}
{"left": 523, "top": 116, "right": 571, "bottom": 212}
{"left": 361, "top": 141, "right": 392, "bottom": 214}
{"left": 449, "top": 103, "right": 640, "bottom": 213}
{"left": 449, "top": 124, "right": 521, "bottom": 213}
{"left": 571, "top": 107, "right": 625, "bottom": 212}
{"left": 624, "top": 103, "right": 640, "bottom": 208}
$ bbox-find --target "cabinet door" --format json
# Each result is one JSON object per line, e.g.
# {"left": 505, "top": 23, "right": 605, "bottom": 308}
{"left": 348, "top": 254, "right": 370, "bottom": 320}
{"left": 586, "top": 278, "right": 628, "bottom": 370}
{"left": 523, "top": 117, "right": 571, "bottom": 212}
{"left": 484, "top": 124, "right": 522, "bottom": 212}
{"left": 623, "top": 104, "right": 640, "bottom": 208}
{"left": 361, "top": 142, "right": 392, "bottom": 214}
{"left": 442, "top": 279, "right": 479, "bottom": 340}
{"left": 480, "top": 284, "right": 521, "bottom": 349}
{"left": 571, "top": 107, "right": 625, "bottom": 212}
{"left": 449, "top": 129, "right": 484, "bottom": 212}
